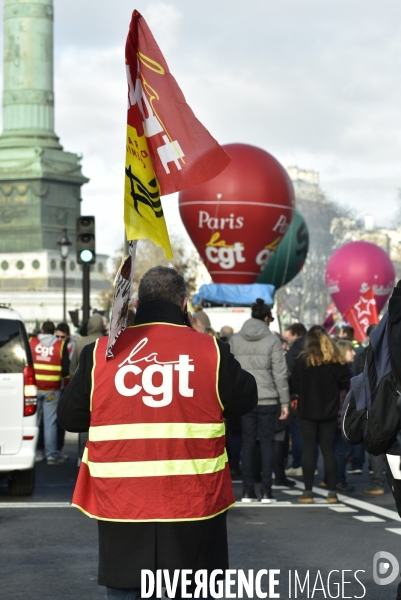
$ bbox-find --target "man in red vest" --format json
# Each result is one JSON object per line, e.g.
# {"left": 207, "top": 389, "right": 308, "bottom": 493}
{"left": 30, "top": 321, "right": 70, "bottom": 465}
{"left": 58, "top": 266, "right": 257, "bottom": 599}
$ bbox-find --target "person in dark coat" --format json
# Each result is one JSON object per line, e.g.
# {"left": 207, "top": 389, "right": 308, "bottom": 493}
{"left": 69, "top": 313, "right": 105, "bottom": 376}
{"left": 282, "top": 323, "right": 307, "bottom": 476}
{"left": 283, "top": 323, "right": 307, "bottom": 376}
{"left": 290, "top": 329, "right": 351, "bottom": 504}
{"left": 58, "top": 266, "right": 257, "bottom": 599}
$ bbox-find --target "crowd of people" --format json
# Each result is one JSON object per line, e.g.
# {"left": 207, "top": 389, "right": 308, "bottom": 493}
{"left": 30, "top": 302, "right": 383, "bottom": 503}
{"left": 222, "top": 307, "right": 384, "bottom": 504}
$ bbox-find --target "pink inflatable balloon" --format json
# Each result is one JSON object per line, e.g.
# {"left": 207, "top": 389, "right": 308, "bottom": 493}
{"left": 325, "top": 241, "right": 395, "bottom": 314}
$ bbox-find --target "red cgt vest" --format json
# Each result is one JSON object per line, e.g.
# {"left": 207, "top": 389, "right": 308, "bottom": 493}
{"left": 31, "top": 337, "right": 64, "bottom": 391}
{"left": 72, "top": 323, "right": 235, "bottom": 522}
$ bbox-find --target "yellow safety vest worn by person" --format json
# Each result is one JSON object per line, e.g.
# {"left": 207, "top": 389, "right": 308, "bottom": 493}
{"left": 72, "top": 324, "right": 235, "bottom": 521}
{"left": 30, "top": 337, "right": 64, "bottom": 391}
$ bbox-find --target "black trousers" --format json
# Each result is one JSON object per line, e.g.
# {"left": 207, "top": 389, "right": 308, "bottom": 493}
{"left": 241, "top": 405, "right": 278, "bottom": 491}
{"left": 299, "top": 418, "right": 337, "bottom": 492}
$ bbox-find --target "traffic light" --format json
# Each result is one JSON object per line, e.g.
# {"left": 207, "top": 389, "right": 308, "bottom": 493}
{"left": 76, "top": 216, "right": 96, "bottom": 264}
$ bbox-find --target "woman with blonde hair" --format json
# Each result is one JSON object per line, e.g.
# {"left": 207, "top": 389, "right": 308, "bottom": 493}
{"left": 290, "top": 328, "right": 351, "bottom": 503}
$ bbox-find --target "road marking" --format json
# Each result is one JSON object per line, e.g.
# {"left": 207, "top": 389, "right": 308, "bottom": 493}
{"left": 385, "top": 528, "right": 401, "bottom": 535}
{"left": 292, "top": 481, "right": 401, "bottom": 521}
{"left": 329, "top": 507, "right": 358, "bottom": 513}
{"left": 282, "top": 490, "right": 302, "bottom": 495}
{"left": 245, "top": 522, "right": 266, "bottom": 524}
{"left": 0, "top": 502, "right": 71, "bottom": 508}
{"left": 233, "top": 502, "right": 345, "bottom": 508}
{"left": 353, "top": 515, "right": 385, "bottom": 523}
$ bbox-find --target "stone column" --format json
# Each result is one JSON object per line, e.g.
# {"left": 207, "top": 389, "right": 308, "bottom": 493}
{"left": 1, "top": 0, "right": 60, "bottom": 148}
{"left": 0, "top": 0, "right": 89, "bottom": 254}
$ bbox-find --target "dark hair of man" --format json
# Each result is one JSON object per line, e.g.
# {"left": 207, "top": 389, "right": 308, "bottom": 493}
{"left": 56, "top": 322, "right": 70, "bottom": 336}
{"left": 251, "top": 298, "right": 273, "bottom": 322}
{"left": 341, "top": 325, "right": 354, "bottom": 339}
{"left": 366, "top": 324, "right": 377, "bottom": 337}
{"left": 138, "top": 266, "right": 188, "bottom": 308}
{"left": 41, "top": 321, "right": 55, "bottom": 334}
{"left": 308, "top": 324, "right": 326, "bottom": 335}
{"left": 286, "top": 323, "right": 307, "bottom": 337}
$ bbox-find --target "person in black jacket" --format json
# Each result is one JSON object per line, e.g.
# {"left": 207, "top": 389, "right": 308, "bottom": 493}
{"left": 290, "top": 329, "right": 351, "bottom": 504}
{"left": 283, "top": 323, "right": 307, "bottom": 477}
{"left": 58, "top": 266, "right": 257, "bottom": 599}
{"left": 283, "top": 323, "right": 307, "bottom": 376}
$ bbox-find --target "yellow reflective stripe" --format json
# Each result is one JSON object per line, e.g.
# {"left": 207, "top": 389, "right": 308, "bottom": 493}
{"left": 90, "top": 339, "right": 99, "bottom": 413}
{"left": 82, "top": 446, "right": 89, "bottom": 465}
{"left": 213, "top": 337, "right": 224, "bottom": 411}
{"left": 35, "top": 374, "right": 62, "bottom": 381}
{"left": 71, "top": 502, "right": 235, "bottom": 523}
{"left": 89, "top": 422, "right": 225, "bottom": 442}
{"left": 85, "top": 450, "right": 228, "bottom": 478}
{"left": 34, "top": 363, "right": 62, "bottom": 371}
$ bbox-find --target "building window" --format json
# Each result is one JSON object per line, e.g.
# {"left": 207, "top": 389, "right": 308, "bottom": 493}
{"left": 1, "top": 260, "right": 9, "bottom": 270}
{"left": 32, "top": 260, "right": 40, "bottom": 270}
{"left": 69, "top": 260, "right": 76, "bottom": 271}
{"left": 16, "top": 260, "right": 24, "bottom": 270}
{"left": 50, "top": 259, "right": 57, "bottom": 270}
{"left": 98, "top": 262, "right": 104, "bottom": 272}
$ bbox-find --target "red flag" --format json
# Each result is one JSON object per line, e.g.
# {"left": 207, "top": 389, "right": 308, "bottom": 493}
{"left": 124, "top": 10, "right": 231, "bottom": 254}
{"left": 343, "top": 288, "right": 378, "bottom": 342}
{"left": 108, "top": 10, "right": 231, "bottom": 358}
{"left": 323, "top": 302, "right": 341, "bottom": 334}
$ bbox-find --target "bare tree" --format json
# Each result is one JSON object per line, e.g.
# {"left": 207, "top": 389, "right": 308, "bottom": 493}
{"left": 98, "top": 233, "right": 207, "bottom": 310}
{"left": 277, "top": 192, "right": 362, "bottom": 327}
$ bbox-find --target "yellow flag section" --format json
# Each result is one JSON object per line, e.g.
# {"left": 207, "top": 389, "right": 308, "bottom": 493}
{"left": 124, "top": 123, "right": 173, "bottom": 259}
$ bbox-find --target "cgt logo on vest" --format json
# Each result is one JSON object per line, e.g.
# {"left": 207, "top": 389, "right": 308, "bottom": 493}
{"left": 115, "top": 338, "right": 194, "bottom": 407}
{"left": 35, "top": 344, "right": 55, "bottom": 359}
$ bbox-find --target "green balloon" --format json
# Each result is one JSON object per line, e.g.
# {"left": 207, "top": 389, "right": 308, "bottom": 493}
{"left": 257, "top": 208, "right": 309, "bottom": 289}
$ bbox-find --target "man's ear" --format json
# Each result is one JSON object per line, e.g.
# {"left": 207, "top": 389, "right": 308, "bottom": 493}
{"left": 181, "top": 297, "right": 189, "bottom": 312}
{"left": 133, "top": 297, "right": 139, "bottom": 309}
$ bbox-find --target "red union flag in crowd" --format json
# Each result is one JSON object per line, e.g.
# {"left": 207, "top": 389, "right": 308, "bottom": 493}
{"left": 323, "top": 302, "right": 340, "bottom": 335}
{"left": 124, "top": 9, "right": 231, "bottom": 258}
{"left": 343, "top": 287, "right": 379, "bottom": 342}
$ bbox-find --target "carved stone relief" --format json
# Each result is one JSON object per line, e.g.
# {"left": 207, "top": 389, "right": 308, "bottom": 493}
{"left": 55, "top": 208, "right": 68, "bottom": 225}
{"left": 0, "top": 206, "right": 27, "bottom": 223}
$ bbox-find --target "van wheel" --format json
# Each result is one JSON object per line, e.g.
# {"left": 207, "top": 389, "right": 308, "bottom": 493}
{"left": 8, "top": 467, "right": 35, "bottom": 496}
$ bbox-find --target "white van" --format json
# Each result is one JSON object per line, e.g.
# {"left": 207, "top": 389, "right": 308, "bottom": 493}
{"left": 0, "top": 306, "right": 38, "bottom": 495}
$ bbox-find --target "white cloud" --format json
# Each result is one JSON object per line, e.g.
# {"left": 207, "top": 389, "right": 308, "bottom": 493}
{"left": 145, "top": 3, "right": 183, "bottom": 53}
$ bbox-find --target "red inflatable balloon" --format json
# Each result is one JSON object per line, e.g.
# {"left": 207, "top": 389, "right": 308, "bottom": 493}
{"left": 179, "top": 143, "right": 295, "bottom": 284}
{"left": 325, "top": 241, "right": 395, "bottom": 314}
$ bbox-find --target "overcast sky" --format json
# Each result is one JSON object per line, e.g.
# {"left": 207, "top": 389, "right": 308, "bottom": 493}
{"left": 3, "top": 0, "right": 401, "bottom": 256}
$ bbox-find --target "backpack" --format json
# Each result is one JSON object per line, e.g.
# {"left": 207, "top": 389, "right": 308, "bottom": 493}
{"left": 341, "top": 282, "right": 401, "bottom": 456}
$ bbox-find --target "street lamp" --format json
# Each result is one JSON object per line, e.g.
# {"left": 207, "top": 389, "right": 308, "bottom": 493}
{"left": 57, "top": 229, "right": 72, "bottom": 322}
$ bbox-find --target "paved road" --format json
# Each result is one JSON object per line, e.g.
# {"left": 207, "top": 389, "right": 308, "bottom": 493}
{"left": 1, "top": 444, "right": 401, "bottom": 599}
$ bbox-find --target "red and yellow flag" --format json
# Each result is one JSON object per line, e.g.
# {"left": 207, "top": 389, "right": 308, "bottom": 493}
{"left": 124, "top": 10, "right": 231, "bottom": 258}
